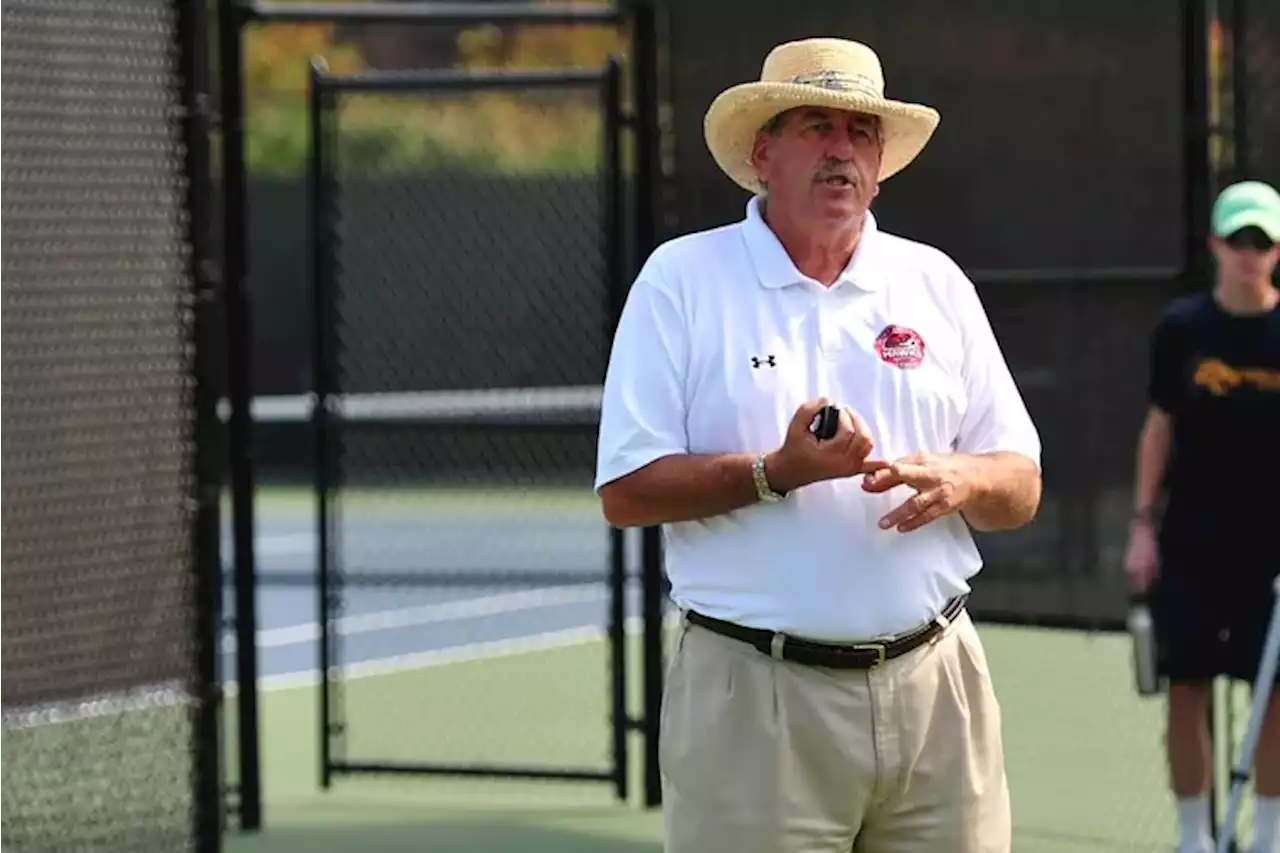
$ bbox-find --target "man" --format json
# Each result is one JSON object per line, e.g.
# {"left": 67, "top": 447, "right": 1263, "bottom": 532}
{"left": 1124, "top": 179, "right": 1280, "bottom": 853}
{"left": 593, "top": 38, "right": 1042, "bottom": 853}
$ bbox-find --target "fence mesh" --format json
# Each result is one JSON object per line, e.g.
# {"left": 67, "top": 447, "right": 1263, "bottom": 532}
{"left": 317, "top": 81, "right": 623, "bottom": 785}
{"left": 664, "top": 0, "right": 1186, "bottom": 274}
{"left": 1, "top": 1, "right": 209, "bottom": 850}
{"left": 1241, "top": 0, "right": 1279, "bottom": 190}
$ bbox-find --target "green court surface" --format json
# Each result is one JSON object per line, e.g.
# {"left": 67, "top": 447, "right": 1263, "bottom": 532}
{"left": 236, "top": 484, "right": 601, "bottom": 514}
{"left": 218, "top": 621, "right": 1265, "bottom": 852}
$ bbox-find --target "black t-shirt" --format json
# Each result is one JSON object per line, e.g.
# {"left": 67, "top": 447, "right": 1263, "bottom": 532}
{"left": 1149, "top": 291, "right": 1280, "bottom": 546}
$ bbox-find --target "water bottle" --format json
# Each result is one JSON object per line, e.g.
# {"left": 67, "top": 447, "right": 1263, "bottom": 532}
{"left": 1128, "top": 596, "right": 1161, "bottom": 696}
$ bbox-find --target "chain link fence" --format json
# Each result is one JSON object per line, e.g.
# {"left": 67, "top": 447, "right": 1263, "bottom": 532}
{"left": 1240, "top": 0, "right": 1279, "bottom": 189}
{"left": 1, "top": 1, "right": 218, "bottom": 850}
{"left": 313, "top": 68, "right": 629, "bottom": 794}
{"left": 663, "top": 0, "right": 1186, "bottom": 274}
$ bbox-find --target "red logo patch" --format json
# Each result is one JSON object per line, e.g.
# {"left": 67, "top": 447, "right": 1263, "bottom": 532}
{"left": 875, "top": 325, "right": 926, "bottom": 369}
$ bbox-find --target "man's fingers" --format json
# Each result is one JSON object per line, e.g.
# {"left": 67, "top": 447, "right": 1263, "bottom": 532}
{"left": 859, "top": 459, "right": 892, "bottom": 475}
{"left": 795, "top": 397, "right": 830, "bottom": 428}
{"left": 843, "top": 407, "right": 871, "bottom": 437}
{"left": 878, "top": 487, "right": 947, "bottom": 532}
{"left": 862, "top": 460, "right": 936, "bottom": 493}
{"left": 861, "top": 466, "right": 905, "bottom": 493}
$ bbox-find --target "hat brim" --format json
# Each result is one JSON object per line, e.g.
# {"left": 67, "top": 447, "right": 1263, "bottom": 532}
{"left": 703, "top": 82, "right": 941, "bottom": 195}
{"left": 1215, "top": 210, "right": 1280, "bottom": 242}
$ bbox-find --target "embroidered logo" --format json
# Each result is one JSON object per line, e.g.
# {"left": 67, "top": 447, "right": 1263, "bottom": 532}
{"left": 874, "top": 325, "right": 925, "bottom": 370}
{"left": 751, "top": 355, "right": 777, "bottom": 369}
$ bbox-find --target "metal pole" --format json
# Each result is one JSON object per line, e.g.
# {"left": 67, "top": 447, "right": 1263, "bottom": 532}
{"left": 308, "top": 57, "right": 336, "bottom": 790}
{"left": 601, "top": 54, "right": 629, "bottom": 805}
{"left": 629, "top": 0, "right": 665, "bottom": 811}
{"left": 179, "top": 0, "right": 224, "bottom": 846}
{"left": 217, "top": 0, "right": 262, "bottom": 830}
{"left": 1184, "top": 0, "right": 1213, "bottom": 291}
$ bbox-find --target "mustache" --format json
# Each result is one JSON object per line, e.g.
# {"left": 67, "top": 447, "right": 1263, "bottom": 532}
{"left": 812, "top": 159, "right": 857, "bottom": 183}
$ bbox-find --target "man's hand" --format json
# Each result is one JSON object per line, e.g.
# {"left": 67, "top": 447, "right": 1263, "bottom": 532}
{"left": 1123, "top": 517, "right": 1160, "bottom": 592}
{"left": 860, "top": 452, "right": 974, "bottom": 533}
{"left": 764, "top": 398, "right": 885, "bottom": 493}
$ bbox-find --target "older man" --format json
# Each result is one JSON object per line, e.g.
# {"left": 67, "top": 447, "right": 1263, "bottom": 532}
{"left": 594, "top": 38, "right": 1042, "bottom": 853}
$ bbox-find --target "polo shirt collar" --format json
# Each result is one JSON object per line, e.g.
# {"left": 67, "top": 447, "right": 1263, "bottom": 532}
{"left": 741, "top": 195, "right": 882, "bottom": 292}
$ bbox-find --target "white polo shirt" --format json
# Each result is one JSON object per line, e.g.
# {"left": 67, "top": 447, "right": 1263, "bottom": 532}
{"left": 594, "top": 196, "right": 1041, "bottom": 642}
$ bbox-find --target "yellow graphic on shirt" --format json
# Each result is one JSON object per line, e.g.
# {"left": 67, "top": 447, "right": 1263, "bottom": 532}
{"left": 1192, "top": 357, "right": 1280, "bottom": 396}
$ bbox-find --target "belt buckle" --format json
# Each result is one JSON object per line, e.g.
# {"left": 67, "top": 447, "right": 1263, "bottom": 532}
{"left": 852, "top": 643, "right": 887, "bottom": 667}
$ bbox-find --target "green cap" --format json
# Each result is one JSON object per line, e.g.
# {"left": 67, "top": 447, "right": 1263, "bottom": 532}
{"left": 1211, "top": 180, "right": 1280, "bottom": 241}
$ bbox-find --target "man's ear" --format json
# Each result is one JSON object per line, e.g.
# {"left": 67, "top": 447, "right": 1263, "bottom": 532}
{"left": 749, "top": 132, "right": 771, "bottom": 183}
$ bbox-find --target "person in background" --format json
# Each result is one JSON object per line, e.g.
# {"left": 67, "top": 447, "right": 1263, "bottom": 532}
{"left": 1124, "top": 179, "right": 1280, "bottom": 853}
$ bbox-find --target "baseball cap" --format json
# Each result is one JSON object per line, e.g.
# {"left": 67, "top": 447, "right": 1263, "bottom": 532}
{"left": 1211, "top": 180, "right": 1280, "bottom": 241}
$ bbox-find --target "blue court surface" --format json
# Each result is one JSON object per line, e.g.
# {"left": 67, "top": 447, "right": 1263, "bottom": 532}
{"left": 218, "top": 487, "right": 643, "bottom": 682}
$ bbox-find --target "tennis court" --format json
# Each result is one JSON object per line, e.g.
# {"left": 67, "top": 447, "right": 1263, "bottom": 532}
{"left": 212, "top": 483, "right": 1236, "bottom": 853}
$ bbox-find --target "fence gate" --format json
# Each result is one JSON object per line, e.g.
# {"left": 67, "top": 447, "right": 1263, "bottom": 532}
{"left": 307, "top": 57, "right": 630, "bottom": 798}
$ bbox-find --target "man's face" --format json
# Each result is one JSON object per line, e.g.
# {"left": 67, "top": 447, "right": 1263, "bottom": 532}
{"left": 750, "top": 106, "right": 883, "bottom": 227}
{"left": 1211, "top": 227, "right": 1280, "bottom": 284}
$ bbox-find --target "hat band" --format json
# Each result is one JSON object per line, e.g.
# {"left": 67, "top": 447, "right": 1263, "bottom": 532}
{"left": 787, "top": 70, "right": 881, "bottom": 98}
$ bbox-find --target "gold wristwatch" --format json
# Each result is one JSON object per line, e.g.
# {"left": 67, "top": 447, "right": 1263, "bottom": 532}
{"left": 752, "top": 453, "right": 787, "bottom": 503}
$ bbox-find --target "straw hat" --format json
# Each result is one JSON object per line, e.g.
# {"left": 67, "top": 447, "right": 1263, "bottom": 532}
{"left": 704, "top": 38, "right": 941, "bottom": 195}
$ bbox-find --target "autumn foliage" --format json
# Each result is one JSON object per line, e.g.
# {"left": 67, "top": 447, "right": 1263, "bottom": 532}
{"left": 243, "top": 3, "right": 628, "bottom": 176}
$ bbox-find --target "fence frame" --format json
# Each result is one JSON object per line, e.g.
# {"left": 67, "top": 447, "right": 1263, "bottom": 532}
{"left": 306, "top": 58, "right": 631, "bottom": 798}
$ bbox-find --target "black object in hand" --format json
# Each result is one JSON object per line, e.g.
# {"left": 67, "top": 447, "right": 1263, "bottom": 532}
{"left": 810, "top": 405, "right": 840, "bottom": 440}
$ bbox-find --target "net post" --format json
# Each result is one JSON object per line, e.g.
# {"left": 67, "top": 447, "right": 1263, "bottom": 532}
{"left": 217, "top": 0, "right": 264, "bottom": 832}
{"left": 178, "top": 0, "right": 225, "bottom": 845}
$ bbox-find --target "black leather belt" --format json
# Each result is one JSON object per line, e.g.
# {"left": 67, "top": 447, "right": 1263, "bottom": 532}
{"left": 685, "top": 595, "right": 968, "bottom": 670}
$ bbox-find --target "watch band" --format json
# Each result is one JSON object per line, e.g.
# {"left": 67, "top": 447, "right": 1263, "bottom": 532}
{"left": 752, "top": 453, "right": 786, "bottom": 503}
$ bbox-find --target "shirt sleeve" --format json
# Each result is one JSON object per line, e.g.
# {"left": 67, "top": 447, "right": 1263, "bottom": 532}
{"left": 950, "top": 268, "right": 1043, "bottom": 469}
{"left": 593, "top": 256, "right": 691, "bottom": 492}
{"left": 1147, "top": 312, "right": 1185, "bottom": 415}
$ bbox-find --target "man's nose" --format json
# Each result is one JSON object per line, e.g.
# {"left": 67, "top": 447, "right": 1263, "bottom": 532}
{"left": 826, "top": 128, "right": 857, "bottom": 159}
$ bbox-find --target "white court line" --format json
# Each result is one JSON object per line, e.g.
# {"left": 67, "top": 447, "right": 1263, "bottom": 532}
{"left": 218, "top": 611, "right": 682, "bottom": 695}
{"left": 224, "top": 585, "right": 609, "bottom": 652}
{"left": 255, "top": 533, "right": 313, "bottom": 557}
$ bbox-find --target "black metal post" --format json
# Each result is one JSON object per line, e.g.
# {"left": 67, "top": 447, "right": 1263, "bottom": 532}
{"left": 179, "top": 0, "right": 224, "bottom": 846}
{"left": 1184, "top": 1, "right": 1224, "bottom": 839}
{"left": 601, "top": 54, "right": 629, "bottom": 805}
{"left": 308, "top": 57, "right": 336, "bottom": 790}
{"left": 217, "top": 0, "right": 262, "bottom": 832}
{"left": 629, "top": 0, "right": 665, "bottom": 811}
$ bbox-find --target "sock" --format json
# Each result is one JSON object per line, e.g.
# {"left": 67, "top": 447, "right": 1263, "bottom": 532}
{"left": 1177, "top": 794, "right": 1213, "bottom": 851}
{"left": 1255, "top": 796, "right": 1280, "bottom": 852}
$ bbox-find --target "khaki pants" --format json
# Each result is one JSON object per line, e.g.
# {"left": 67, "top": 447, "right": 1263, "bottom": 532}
{"left": 659, "top": 608, "right": 1010, "bottom": 853}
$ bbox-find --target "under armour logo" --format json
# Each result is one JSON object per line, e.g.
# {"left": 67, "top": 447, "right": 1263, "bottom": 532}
{"left": 751, "top": 355, "right": 777, "bottom": 369}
